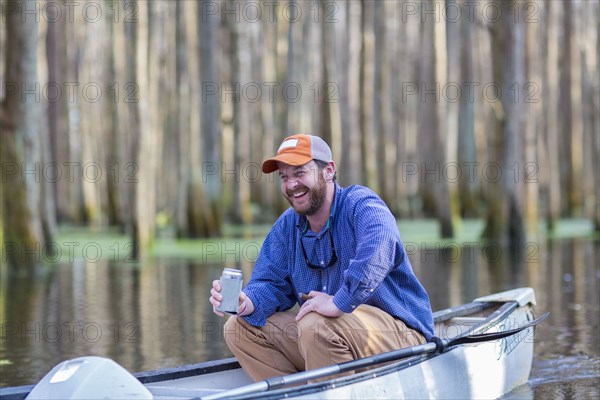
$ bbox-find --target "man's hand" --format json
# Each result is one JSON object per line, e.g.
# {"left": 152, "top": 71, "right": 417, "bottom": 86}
{"left": 296, "top": 291, "right": 343, "bottom": 321}
{"left": 209, "top": 279, "right": 226, "bottom": 317}
{"left": 209, "top": 280, "right": 254, "bottom": 317}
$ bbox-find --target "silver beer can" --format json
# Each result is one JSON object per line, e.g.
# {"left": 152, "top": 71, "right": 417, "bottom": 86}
{"left": 216, "top": 268, "right": 243, "bottom": 314}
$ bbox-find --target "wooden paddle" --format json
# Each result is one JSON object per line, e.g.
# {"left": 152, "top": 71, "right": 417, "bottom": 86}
{"left": 203, "top": 312, "right": 549, "bottom": 400}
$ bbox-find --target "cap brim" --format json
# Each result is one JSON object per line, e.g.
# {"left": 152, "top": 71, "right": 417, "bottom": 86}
{"left": 261, "top": 154, "right": 314, "bottom": 173}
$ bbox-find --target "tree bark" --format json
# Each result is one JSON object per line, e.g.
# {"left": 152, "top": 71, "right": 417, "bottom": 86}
{"left": 193, "top": 3, "right": 222, "bottom": 237}
{"left": 1, "top": 0, "right": 48, "bottom": 270}
{"left": 397, "top": 8, "right": 420, "bottom": 218}
{"left": 417, "top": 0, "right": 453, "bottom": 237}
{"left": 359, "top": 0, "right": 378, "bottom": 192}
{"left": 542, "top": 0, "right": 561, "bottom": 231}
{"left": 443, "top": 0, "right": 461, "bottom": 234}
{"left": 340, "top": 1, "right": 362, "bottom": 186}
{"left": 229, "top": 0, "right": 252, "bottom": 225}
{"left": 560, "top": 0, "right": 584, "bottom": 217}
{"left": 374, "top": 0, "right": 392, "bottom": 206}
{"left": 258, "top": 8, "right": 279, "bottom": 218}
{"left": 282, "top": 0, "right": 296, "bottom": 135}
{"left": 133, "top": 0, "right": 164, "bottom": 255}
{"left": 78, "top": 9, "right": 110, "bottom": 227}
{"left": 174, "top": 1, "right": 192, "bottom": 237}
{"left": 123, "top": 0, "right": 140, "bottom": 244}
{"left": 389, "top": 1, "right": 405, "bottom": 216}
{"left": 319, "top": 1, "right": 334, "bottom": 148}
{"left": 523, "top": 1, "right": 541, "bottom": 239}
{"left": 457, "top": 0, "right": 478, "bottom": 217}
{"left": 417, "top": 1, "right": 437, "bottom": 219}
{"left": 111, "top": 0, "right": 137, "bottom": 232}
{"left": 37, "top": 15, "right": 57, "bottom": 247}
{"left": 46, "top": 4, "right": 69, "bottom": 225}
{"left": 483, "top": 0, "right": 526, "bottom": 248}
{"left": 433, "top": 0, "right": 453, "bottom": 237}
{"left": 157, "top": 3, "right": 178, "bottom": 228}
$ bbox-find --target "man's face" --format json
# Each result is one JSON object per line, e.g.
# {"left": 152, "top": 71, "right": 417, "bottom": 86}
{"left": 278, "top": 161, "right": 327, "bottom": 216}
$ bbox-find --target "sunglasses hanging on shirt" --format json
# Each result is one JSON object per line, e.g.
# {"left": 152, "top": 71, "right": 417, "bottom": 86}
{"left": 300, "top": 228, "right": 337, "bottom": 270}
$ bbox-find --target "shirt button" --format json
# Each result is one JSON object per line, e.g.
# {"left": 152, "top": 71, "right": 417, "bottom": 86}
{"left": 320, "top": 260, "right": 324, "bottom": 265}
{"left": 322, "top": 286, "right": 326, "bottom": 291}
{"left": 351, "top": 305, "right": 356, "bottom": 309}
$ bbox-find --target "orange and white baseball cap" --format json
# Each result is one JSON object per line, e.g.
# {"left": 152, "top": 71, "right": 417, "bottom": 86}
{"left": 262, "top": 134, "right": 333, "bottom": 173}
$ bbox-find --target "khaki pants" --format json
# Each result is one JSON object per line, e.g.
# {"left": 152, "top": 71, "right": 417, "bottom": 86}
{"left": 224, "top": 304, "right": 426, "bottom": 382}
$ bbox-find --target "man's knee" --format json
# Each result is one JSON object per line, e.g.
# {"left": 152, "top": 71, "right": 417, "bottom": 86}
{"left": 224, "top": 316, "right": 245, "bottom": 348}
{"left": 297, "top": 313, "right": 337, "bottom": 349}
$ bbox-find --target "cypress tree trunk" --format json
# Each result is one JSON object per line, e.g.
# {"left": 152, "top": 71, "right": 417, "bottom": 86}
{"left": 559, "top": 0, "right": 584, "bottom": 216}
{"left": 418, "top": 0, "right": 454, "bottom": 237}
{"left": 133, "top": 0, "right": 164, "bottom": 255}
{"left": 457, "top": 4, "right": 478, "bottom": 218}
{"left": 192, "top": 3, "right": 222, "bottom": 237}
{"left": 523, "top": 3, "right": 541, "bottom": 239}
{"left": 359, "top": 0, "right": 378, "bottom": 192}
{"left": 542, "top": 1, "right": 561, "bottom": 232}
{"left": 483, "top": 0, "right": 526, "bottom": 249}
{"left": 340, "top": 1, "right": 362, "bottom": 186}
{"left": 1, "top": 0, "right": 49, "bottom": 270}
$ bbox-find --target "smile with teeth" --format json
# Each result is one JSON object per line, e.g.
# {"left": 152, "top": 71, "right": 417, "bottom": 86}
{"left": 291, "top": 190, "right": 308, "bottom": 198}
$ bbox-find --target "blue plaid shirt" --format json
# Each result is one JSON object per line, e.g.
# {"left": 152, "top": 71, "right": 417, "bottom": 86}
{"left": 243, "top": 184, "right": 434, "bottom": 340}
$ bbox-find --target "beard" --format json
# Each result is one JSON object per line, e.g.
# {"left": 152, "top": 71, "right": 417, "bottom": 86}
{"left": 285, "top": 173, "right": 328, "bottom": 216}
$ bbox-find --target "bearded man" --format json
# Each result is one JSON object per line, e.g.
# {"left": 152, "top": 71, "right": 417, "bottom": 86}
{"left": 209, "top": 134, "right": 434, "bottom": 381}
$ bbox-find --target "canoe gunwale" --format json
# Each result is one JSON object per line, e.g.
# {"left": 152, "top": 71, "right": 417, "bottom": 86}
{"left": 134, "top": 358, "right": 240, "bottom": 384}
{"left": 0, "top": 385, "right": 35, "bottom": 400}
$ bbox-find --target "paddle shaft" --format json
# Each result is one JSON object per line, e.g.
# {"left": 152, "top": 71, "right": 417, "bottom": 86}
{"left": 231, "top": 342, "right": 437, "bottom": 398}
{"left": 201, "top": 342, "right": 437, "bottom": 400}
{"left": 202, "top": 312, "right": 548, "bottom": 400}
{"left": 270, "top": 341, "right": 436, "bottom": 384}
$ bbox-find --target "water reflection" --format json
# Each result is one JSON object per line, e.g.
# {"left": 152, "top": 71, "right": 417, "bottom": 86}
{"left": 1, "top": 238, "right": 598, "bottom": 399}
{"left": 0, "top": 261, "right": 232, "bottom": 387}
